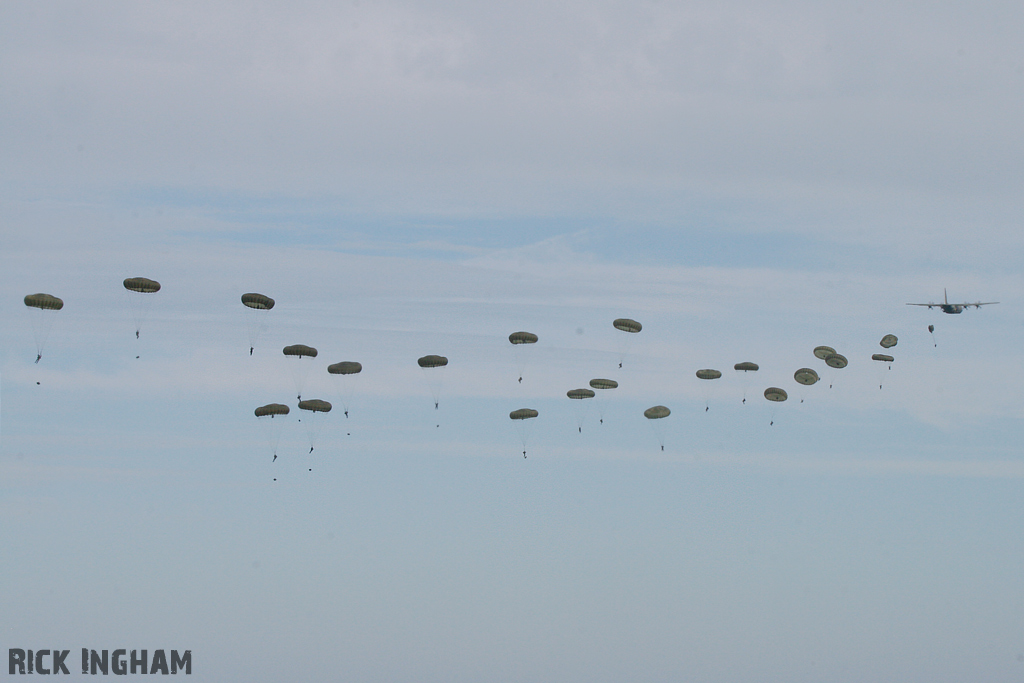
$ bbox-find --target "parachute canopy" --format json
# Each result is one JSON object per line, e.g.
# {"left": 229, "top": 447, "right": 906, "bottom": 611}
{"left": 241, "top": 293, "right": 275, "bottom": 310}
{"left": 644, "top": 405, "right": 670, "bottom": 419}
{"left": 123, "top": 277, "right": 161, "bottom": 293}
{"left": 328, "top": 361, "right": 362, "bottom": 375}
{"left": 928, "top": 324, "right": 935, "bottom": 333}
{"left": 613, "top": 318, "right": 642, "bottom": 333}
{"left": 510, "top": 408, "right": 539, "bottom": 420}
{"left": 283, "top": 344, "right": 317, "bottom": 358}
{"left": 508, "top": 331, "right": 538, "bottom": 345}
{"left": 880, "top": 334, "right": 898, "bottom": 349}
{"left": 298, "top": 399, "right": 332, "bottom": 413}
{"left": 813, "top": 345, "right": 836, "bottom": 360}
{"left": 824, "top": 353, "right": 848, "bottom": 369}
{"left": 696, "top": 369, "right": 722, "bottom": 380}
{"left": 589, "top": 378, "right": 618, "bottom": 390}
{"left": 567, "top": 388, "right": 596, "bottom": 399}
{"left": 764, "top": 387, "right": 788, "bottom": 402}
{"left": 872, "top": 353, "right": 894, "bottom": 363}
{"left": 794, "top": 368, "right": 820, "bottom": 386}
{"left": 254, "top": 403, "right": 290, "bottom": 417}
{"left": 24, "top": 293, "right": 63, "bottom": 310}
{"left": 418, "top": 355, "right": 448, "bottom": 368}
{"left": 734, "top": 362, "right": 759, "bottom": 372}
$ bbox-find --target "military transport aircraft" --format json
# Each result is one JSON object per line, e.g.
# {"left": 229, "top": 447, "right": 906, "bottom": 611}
{"left": 907, "top": 289, "right": 999, "bottom": 314}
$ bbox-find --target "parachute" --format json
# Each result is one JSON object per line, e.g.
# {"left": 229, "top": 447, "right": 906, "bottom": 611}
{"left": 509, "top": 408, "right": 539, "bottom": 457}
{"left": 283, "top": 345, "right": 318, "bottom": 400}
{"left": 695, "top": 369, "right": 722, "bottom": 411}
{"left": 508, "top": 331, "right": 538, "bottom": 383}
{"left": 824, "top": 353, "right": 848, "bottom": 369}
{"left": 612, "top": 318, "right": 642, "bottom": 368}
{"left": 793, "top": 367, "right": 819, "bottom": 403}
{"left": 24, "top": 293, "right": 63, "bottom": 363}
{"left": 872, "top": 353, "right": 894, "bottom": 389}
{"left": 734, "top": 361, "right": 759, "bottom": 404}
{"left": 764, "top": 387, "right": 787, "bottom": 425}
{"left": 418, "top": 355, "right": 448, "bottom": 413}
{"left": 567, "top": 388, "right": 596, "bottom": 433}
{"left": 880, "top": 334, "right": 898, "bottom": 349}
{"left": 123, "top": 277, "right": 161, "bottom": 341}
{"left": 928, "top": 324, "right": 936, "bottom": 347}
{"left": 794, "top": 368, "right": 819, "bottom": 385}
{"left": 298, "top": 399, "right": 332, "bottom": 454}
{"left": 589, "top": 378, "right": 618, "bottom": 424}
{"left": 813, "top": 346, "right": 836, "bottom": 360}
{"left": 508, "top": 332, "right": 538, "bottom": 344}
{"left": 255, "top": 403, "right": 290, "bottom": 461}
{"left": 644, "top": 405, "right": 670, "bottom": 451}
{"left": 241, "top": 293, "right": 275, "bottom": 355}
{"left": 327, "top": 361, "right": 362, "bottom": 418}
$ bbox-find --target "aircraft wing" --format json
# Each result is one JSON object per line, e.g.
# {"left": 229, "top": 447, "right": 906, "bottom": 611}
{"left": 906, "top": 303, "right": 936, "bottom": 307}
{"left": 966, "top": 302, "right": 999, "bottom": 307}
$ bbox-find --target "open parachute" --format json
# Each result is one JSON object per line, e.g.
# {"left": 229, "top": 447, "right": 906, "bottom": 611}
{"left": 24, "top": 293, "right": 63, "bottom": 363}
{"left": 509, "top": 408, "right": 539, "bottom": 458}
{"left": 123, "top": 277, "right": 161, "bottom": 341}
{"left": 242, "top": 293, "right": 275, "bottom": 355}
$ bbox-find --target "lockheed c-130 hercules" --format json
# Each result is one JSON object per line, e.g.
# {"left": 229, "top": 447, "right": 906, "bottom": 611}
{"left": 906, "top": 289, "right": 998, "bottom": 314}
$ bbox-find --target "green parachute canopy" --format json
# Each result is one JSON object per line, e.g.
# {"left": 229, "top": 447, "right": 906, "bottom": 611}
{"left": 510, "top": 408, "right": 539, "bottom": 420}
{"left": 241, "top": 293, "right": 275, "bottom": 310}
{"left": 283, "top": 344, "right": 317, "bottom": 358}
{"left": 824, "top": 353, "right": 848, "bottom": 369}
{"left": 123, "top": 277, "right": 161, "bottom": 293}
{"left": 794, "top": 368, "right": 819, "bottom": 386}
{"left": 813, "top": 345, "right": 836, "bottom": 360}
{"left": 734, "top": 362, "right": 759, "bottom": 372}
{"left": 508, "top": 332, "right": 538, "bottom": 345}
{"left": 872, "top": 354, "right": 894, "bottom": 363}
{"left": 764, "top": 387, "right": 788, "bottom": 402}
{"left": 880, "top": 334, "right": 898, "bottom": 349}
{"left": 696, "top": 369, "right": 722, "bottom": 380}
{"left": 24, "top": 293, "right": 63, "bottom": 310}
{"left": 644, "top": 405, "right": 670, "bottom": 419}
{"left": 613, "top": 318, "right": 642, "bottom": 333}
{"left": 567, "top": 388, "right": 596, "bottom": 399}
{"left": 418, "top": 355, "right": 448, "bottom": 368}
{"left": 255, "top": 403, "right": 290, "bottom": 417}
{"left": 298, "top": 399, "right": 332, "bottom": 413}
{"left": 589, "top": 378, "right": 618, "bottom": 390}
{"left": 328, "top": 361, "right": 362, "bottom": 375}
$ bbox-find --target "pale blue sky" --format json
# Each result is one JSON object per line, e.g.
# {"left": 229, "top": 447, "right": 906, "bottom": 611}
{"left": 3, "top": 1, "right": 1024, "bottom": 681}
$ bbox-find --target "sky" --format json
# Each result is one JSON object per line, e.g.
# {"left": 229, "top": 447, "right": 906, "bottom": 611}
{"left": 2, "top": 1, "right": 1024, "bottom": 681}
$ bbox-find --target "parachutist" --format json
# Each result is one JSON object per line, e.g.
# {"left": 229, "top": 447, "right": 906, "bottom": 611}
{"left": 35, "top": 354, "right": 41, "bottom": 364}
{"left": 135, "top": 330, "right": 139, "bottom": 339}
{"left": 618, "top": 362, "right": 622, "bottom": 368}
{"left": 518, "top": 376, "right": 522, "bottom": 383}
{"left": 661, "top": 445, "right": 664, "bottom": 451}
{"left": 599, "top": 418, "right": 603, "bottom": 424}
{"left": 770, "top": 420, "right": 774, "bottom": 426}
{"left": 435, "top": 402, "right": 439, "bottom": 410}
{"left": 136, "top": 355, "right": 139, "bottom": 359}
{"left": 344, "top": 410, "right": 348, "bottom": 418}
{"left": 36, "top": 381, "right": 40, "bottom": 385}
{"left": 250, "top": 347, "right": 254, "bottom": 355}
{"left": 523, "top": 451, "right": 527, "bottom": 458}
{"left": 742, "top": 398, "right": 746, "bottom": 404}
{"left": 578, "top": 426, "right": 582, "bottom": 433}
{"left": 273, "top": 454, "right": 277, "bottom": 462}
{"left": 705, "top": 406, "right": 709, "bottom": 412}
{"left": 309, "top": 446, "right": 314, "bottom": 453}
